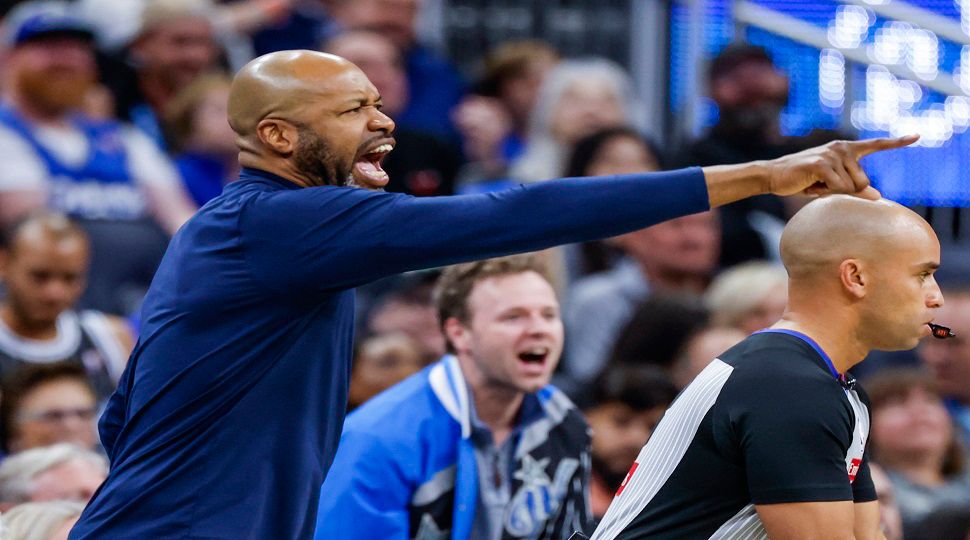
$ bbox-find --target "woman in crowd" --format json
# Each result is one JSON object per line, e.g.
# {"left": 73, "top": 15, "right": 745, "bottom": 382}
{"left": 562, "top": 126, "right": 664, "bottom": 279}
{"left": 510, "top": 57, "right": 641, "bottom": 183}
{"left": 867, "top": 369, "right": 970, "bottom": 534}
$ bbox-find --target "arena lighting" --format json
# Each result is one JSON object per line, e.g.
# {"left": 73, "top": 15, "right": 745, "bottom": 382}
{"left": 818, "top": 4, "right": 963, "bottom": 147}
{"left": 675, "top": 0, "right": 970, "bottom": 204}
{"left": 735, "top": 1, "right": 969, "bottom": 148}
{"left": 819, "top": 49, "right": 847, "bottom": 110}
{"left": 829, "top": 5, "right": 873, "bottom": 49}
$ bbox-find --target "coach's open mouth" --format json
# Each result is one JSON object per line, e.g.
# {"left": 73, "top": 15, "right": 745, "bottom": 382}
{"left": 353, "top": 141, "right": 394, "bottom": 187}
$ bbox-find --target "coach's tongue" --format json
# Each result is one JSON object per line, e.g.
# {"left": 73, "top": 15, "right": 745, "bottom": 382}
{"left": 352, "top": 158, "right": 389, "bottom": 188}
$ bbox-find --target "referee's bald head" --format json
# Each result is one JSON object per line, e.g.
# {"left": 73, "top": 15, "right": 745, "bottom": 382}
{"left": 780, "top": 195, "right": 944, "bottom": 350}
{"left": 780, "top": 195, "right": 932, "bottom": 281}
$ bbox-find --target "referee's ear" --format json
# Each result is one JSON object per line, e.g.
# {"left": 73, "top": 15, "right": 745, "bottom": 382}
{"left": 839, "top": 258, "right": 867, "bottom": 299}
{"left": 255, "top": 118, "right": 298, "bottom": 156}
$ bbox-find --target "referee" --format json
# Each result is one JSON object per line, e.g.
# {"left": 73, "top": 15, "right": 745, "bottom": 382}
{"left": 588, "top": 196, "right": 943, "bottom": 539}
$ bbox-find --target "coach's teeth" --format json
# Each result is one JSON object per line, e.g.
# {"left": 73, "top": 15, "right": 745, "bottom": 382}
{"left": 372, "top": 144, "right": 393, "bottom": 154}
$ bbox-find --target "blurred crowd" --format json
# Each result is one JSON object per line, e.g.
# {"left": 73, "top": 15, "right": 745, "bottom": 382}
{"left": 0, "top": 0, "right": 965, "bottom": 538}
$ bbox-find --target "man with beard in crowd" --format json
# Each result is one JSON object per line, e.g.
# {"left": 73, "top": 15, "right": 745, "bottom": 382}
{"left": 70, "top": 48, "right": 915, "bottom": 539}
{"left": 675, "top": 44, "right": 847, "bottom": 267}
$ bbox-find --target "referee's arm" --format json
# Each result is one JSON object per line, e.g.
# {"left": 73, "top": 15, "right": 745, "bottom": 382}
{"left": 755, "top": 500, "right": 885, "bottom": 539}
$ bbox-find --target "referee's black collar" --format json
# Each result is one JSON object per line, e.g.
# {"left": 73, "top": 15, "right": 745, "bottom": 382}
{"left": 753, "top": 328, "right": 840, "bottom": 378}
{"left": 753, "top": 329, "right": 858, "bottom": 390}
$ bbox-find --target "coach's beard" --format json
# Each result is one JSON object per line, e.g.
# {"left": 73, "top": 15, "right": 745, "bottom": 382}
{"left": 294, "top": 126, "right": 352, "bottom": 187}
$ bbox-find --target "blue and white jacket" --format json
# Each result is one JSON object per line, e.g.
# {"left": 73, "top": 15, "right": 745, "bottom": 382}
{"left": 314, "top": 355, "right": 591, "bottom": 540}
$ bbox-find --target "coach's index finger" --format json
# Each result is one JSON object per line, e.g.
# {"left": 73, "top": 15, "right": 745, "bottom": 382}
{"left": 848, "top": 134, "right": 920, "bottom": 157}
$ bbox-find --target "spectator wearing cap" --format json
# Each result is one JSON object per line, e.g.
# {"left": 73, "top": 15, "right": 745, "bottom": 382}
{"left": 0, "top": 443, "right": 107, "bottom": 511}
{"left": 0, "top": 0, "right": 197, "bottom": 314}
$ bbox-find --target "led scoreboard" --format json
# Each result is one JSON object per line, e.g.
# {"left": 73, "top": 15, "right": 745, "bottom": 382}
{"left": 670, "top": 0, "right": 970, "bottom": 206}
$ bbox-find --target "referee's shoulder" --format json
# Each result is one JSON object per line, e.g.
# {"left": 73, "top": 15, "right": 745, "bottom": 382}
{"left": 716, "top": 333, "right": 842, "bottom": 395}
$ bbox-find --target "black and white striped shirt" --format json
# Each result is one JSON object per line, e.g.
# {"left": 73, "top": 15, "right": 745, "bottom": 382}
{"left": 589, "top": 330, "right": 876, "bottom": 539}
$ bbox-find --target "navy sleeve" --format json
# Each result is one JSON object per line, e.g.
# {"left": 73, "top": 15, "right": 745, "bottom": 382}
{"left": 238, "top": 169, "right": 708, "bottom": 293}
{"left": 719, "top": 370, "right": 857, "bottom": 505}
{"left": 97, "top": 359, "right": 133, "bottom": 460}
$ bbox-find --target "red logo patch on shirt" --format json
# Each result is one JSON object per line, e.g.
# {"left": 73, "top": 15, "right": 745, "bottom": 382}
{"left": 616, "top": 462, "right": 639, "bottom": 496}
{"left": 848, "top": 458, "right": 861, "bottom": 482}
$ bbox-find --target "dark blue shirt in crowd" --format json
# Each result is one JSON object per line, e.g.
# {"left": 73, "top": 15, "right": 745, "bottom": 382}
{"left": 174, "top": 153, "right": 232, "bottom": 206}
{"left": 398, "top": 45, "right": 465, "bottom": 139}
{"left": 69, "top": 166, "right": 708, "bottom": 539}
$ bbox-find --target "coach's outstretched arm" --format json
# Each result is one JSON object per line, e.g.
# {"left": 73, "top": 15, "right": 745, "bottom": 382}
{"left": 703, "top": 135, "right": 917, "bottom": 208}
{"left": 228, "top": 50, "right": 919, "bottom": 292}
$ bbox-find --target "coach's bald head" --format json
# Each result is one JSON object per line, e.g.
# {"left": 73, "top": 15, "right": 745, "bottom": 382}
{"left": 780, "top": 195, "right": 943, "bottom": 351}
{"left": 227, "top": 50, "right": 396, "bottom": 189}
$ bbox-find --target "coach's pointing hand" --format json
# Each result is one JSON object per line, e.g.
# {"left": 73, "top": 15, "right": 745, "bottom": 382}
{"left": 766, "top": 135, "right": 919, "bottom": 199}
{"left": 703, "top": 134, "right": 919, "bottom": 208}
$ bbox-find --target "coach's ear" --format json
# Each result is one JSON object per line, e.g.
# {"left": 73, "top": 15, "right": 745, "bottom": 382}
{"left": 443, "top": 317, "right": 471, "bottom": 355}
{"left": 255, "top": 118, "right": 299, "bottom": 156}
{"left": 839, "top": 258, "right": 866, "bottom": 299}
